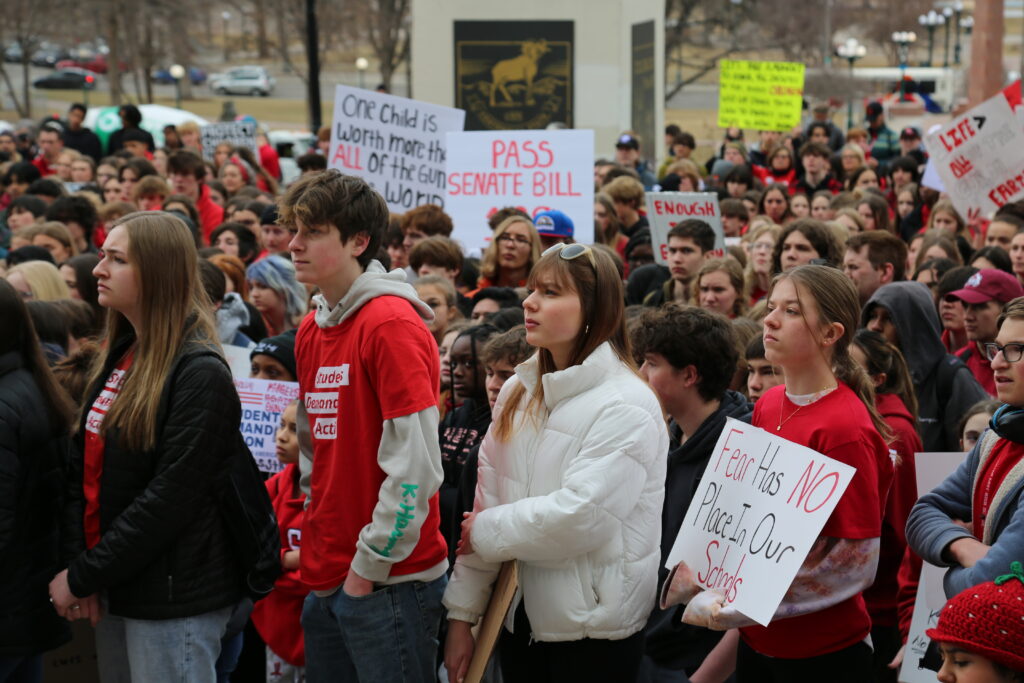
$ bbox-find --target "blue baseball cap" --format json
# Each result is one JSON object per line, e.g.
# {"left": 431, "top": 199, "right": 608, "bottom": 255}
{"left": 533, "top": 210, "right": 574, "bottom": 239}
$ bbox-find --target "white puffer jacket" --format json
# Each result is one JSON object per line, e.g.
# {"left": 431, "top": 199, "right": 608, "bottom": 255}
{"left": 442, "top": 342, "right": 668, "bottom": 642}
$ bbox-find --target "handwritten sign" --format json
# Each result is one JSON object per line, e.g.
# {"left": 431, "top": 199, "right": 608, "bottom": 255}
{"left": 329, "top": 85, "right": 465, "bottom": 212}
{"left": 665, "top": 418, "right": 855, "bottom": 626}
{"left": 235, "top": 377, "right": 300, "bottom": 474}
{"left": 445, "top": 129, "right": 594, "bottom": 251}
{"left": 718, "top": 60, "right": 806, "bottom": 132}
{"left": 900, "top": 451, "right": 969, "bottom": 683}
{"left": 924, "top": 87, "right": 1024, "bottom": 221}
{"left": 200, "top": 121, "right": 258, "bottom": 162}
{"left": 646, "top": 192, "right": 725, "bottom": 266}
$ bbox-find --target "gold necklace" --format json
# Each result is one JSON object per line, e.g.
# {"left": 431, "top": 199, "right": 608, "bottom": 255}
{"left": 776, "top": 384, "right": 837, "bottom": 431}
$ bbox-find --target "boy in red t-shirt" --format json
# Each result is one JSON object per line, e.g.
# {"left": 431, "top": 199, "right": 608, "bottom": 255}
{"left": 279, "top": 170, "right": 447, "bottom": 682}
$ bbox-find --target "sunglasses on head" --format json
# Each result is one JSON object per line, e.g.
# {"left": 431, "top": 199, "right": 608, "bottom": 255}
{"left": 543, "top": 242, "right": 596, "bottom": 269}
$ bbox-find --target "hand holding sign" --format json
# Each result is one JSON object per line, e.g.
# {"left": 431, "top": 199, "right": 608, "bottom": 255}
{"left": 664, "top": 418, "right": 855, "bottom": 626}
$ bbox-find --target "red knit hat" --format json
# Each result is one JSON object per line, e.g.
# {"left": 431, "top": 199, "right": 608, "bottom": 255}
{"left": 926, "top": 561, "right": 1024, "bottom": 671}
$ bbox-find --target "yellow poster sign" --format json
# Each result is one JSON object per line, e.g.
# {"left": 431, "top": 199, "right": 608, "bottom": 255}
{"left": 717, "top": 60, "right": 806, "bottom": 132}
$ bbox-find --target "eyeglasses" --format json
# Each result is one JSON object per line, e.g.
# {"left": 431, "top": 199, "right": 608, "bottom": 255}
{"left": 496, "top": 233, "right": 531, "bottom": 247}
{"left": 543, "top": 242, "right": 596, "bottom": 269}
{"left": 751, "top": 241, "right": 774, "bottom": 252}
{"left": 984, "top": 342, "right": 1024, "bottom": 362}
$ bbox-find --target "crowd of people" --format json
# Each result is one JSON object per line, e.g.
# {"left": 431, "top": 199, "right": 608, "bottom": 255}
{"left": 0, "top": 95, "right": 1023, "bottom": 683}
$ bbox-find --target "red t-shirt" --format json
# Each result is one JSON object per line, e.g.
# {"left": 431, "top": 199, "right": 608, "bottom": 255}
{"left": 742, "top": 383, "right": 887, "bottom": 658}
{"left": 296, "top": 296, "right": 446, "bottom": 590}
{"left": 196, "top": 184, "right": 225, "bottom": 245}
{"left": 972, "top": 438, "right": 1024, "bottom": 535}
{"left": 32, "top": 155, "right": 56, "bottom": 176}
{"left": 864, "top": 392, "right": 922, "bottom": 628}
{"left": 957, "top": 342, "right": 996, "bottom": 397}
{"left": 82, "top": 353, "right": 133, "bottom": 549}
{"left": 251, "top": 463, "right": 308, "bottom": 666}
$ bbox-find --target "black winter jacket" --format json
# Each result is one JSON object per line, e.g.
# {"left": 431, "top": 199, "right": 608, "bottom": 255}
{"left": 644, "top": 390, "right": 752, "bottom": 672}
{"left": 62, "top": 336, "right": 245, "bottom": 619}
{"left": 0, "top": 352, "right": 72, "bottom": 656}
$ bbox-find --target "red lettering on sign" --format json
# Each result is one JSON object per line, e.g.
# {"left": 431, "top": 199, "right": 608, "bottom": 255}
{"left": 332, "top": 144, "right": 363, "bottom": 170}
{"left": 787, "top": 460, "right": 841, "bottom": 513}
{"left": 939, "top": 118, "right": 978, "bottom": 152}
{"left": 713, "top": 427, "right": 746, "bottom": 472}
{"left": 491, "top": 140, "right": 555, "bottom": 169}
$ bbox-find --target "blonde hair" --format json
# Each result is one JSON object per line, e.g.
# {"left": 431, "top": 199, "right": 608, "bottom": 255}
{"left": 8, "top": 261, "right": 70, "bottom": 301}
{"left": 177, "top": 120, "right": 201, "bottom": 137}
{"left": 928, "top": 199, "right": 966, "bottom": 237}
{"left": 90, "top": 212, "right": 218, "bottom": 451}
{"left": 33, "top": 221, "right": 79, "bottom": 259}
{"left": 742, "top": 223, "right": 781, "bottom": 300}
{"left": 834, "top": 207, "right": 866, "bottom": 233}
{"left": 479, "top": 217, "right": 541, "bottom": 284}
{"left": 693, "top": 257, "right": 747, "bottom": 317}
{"left": 840, "top": 143, "right": 866, "bottom": 168}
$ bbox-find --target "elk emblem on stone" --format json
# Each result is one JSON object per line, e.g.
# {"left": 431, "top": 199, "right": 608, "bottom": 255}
{"left": 490, "top": 39, "right": 550, "bottom": 107}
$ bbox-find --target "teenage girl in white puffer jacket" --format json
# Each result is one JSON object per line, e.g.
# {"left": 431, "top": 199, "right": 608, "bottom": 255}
{"left": 442, "top": 243, "right": 669, "bottom": 683}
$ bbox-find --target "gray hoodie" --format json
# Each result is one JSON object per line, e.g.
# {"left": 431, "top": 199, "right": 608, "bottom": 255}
{"left": 862, "top": 281, "right": 987, "bottom": 451}
{"left": 297, "top": 261, "right": 446, "bottom": 588}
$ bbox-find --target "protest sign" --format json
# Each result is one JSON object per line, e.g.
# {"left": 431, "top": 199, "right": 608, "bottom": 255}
{"left": 718, "top": 60, "right": 805, "bottom": 132}
{"left": 234, "top": 377, "right": 300, "bottom": 474}
{"left": 900, "top": 451, "right": 969, "bottom": 683}
{"left": 646, "top": 192, "right": 725, "bottom": 266}
{"left": 924, "top": 86, "right": 1024, "bottom": 221}
{"left": 223, "top": 344, "right": 254, "bottom": 380}
{"left": 329, "top": 86, "right": 465, "bottom": 212}
{"left": 445, "top": 129, "right": 594, "bottom": 251}
{"left": 200, "top": 121, "right": 258, "bottom": 162}
{"left": 665, "top": 418, "right": 855, "bottom": 626}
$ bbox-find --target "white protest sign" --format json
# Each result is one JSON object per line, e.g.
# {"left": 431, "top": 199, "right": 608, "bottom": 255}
{"left": 200, "top": 121, "right": 258, "bottom": 162}
{"left": 223, "top": 344, "right": 254, "bottom": 380}
{"left": 665, "top": 417, "right": 856, "bottom": 626}
{"left": 329, "top": 86, "right": 465, "bottom": 212}
{"left": 646, "top": 192, "right": 726, "bottom": 267}
{"left": 445, "top": 129, "right": 594, "bottom": 252}
{"left": 924, "top": 89, "right": 1024, "bottom": 221}
{"left": 900, "top": 451, "right": 969, "bottom": 683}
{"left": 235, "top": 377, "right": 300, "bottom": 474}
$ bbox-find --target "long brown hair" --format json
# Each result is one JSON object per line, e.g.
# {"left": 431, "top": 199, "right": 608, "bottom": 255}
{"left": 769, "top": 265, "right": 892, "bottom": 442}
{"left": 852, "top": 328, "right": 919, "bottom": 422}
{"left": 493, "top": 245, "right": 631, "bottom": 441}
{"left": 90, "top": 211, "right": 219, "bottom": 451}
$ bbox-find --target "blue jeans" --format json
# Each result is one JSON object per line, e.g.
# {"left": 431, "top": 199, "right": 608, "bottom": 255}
{"left": 301, "top": 574, "right": 446, "bottom": 683}
{"left": 0, "top": 655, "right": 42, "bottom": 683}
{"left": 94, "top": 604, "right": 234, "bottom": 683}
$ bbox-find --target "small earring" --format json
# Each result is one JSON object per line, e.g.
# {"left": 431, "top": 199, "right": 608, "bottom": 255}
{"left": 585, "top": 324, "right": 590, "bottom": 335}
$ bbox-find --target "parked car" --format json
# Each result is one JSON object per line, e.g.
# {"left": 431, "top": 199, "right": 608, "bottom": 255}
{"left": 210, "top": 66, "right": 274, "bottom": 96}
{"left": 33, "top": 68, "right": 96, "bottom": 90}
{"left": 3, "top": 44, "right": 24, "bottom": 63}
{"left": 55, "top": 54, "right": 127, "bottom": 74}
{"left": 151, "top": 66, "right": 207, "bottom": 85}
{"left": 31, "top": 45, "right": 71, "bottom": 67}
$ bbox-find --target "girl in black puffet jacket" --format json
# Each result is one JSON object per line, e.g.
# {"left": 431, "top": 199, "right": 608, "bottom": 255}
{"left": 51, "top": 212, "right": 260, "bottom": 683}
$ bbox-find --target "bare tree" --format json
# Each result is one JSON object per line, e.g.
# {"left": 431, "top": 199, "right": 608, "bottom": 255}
{"left": 0, "top": 0, "right": 65, "bottom": 118}
{"left": 273, "top": 0, "right": 354, "bottom": 83}
{"left": 664, "top": 0, "right": 776, "bottom": 101}
{"left": 365, "top": 0, "right": 409, "bottom": 92}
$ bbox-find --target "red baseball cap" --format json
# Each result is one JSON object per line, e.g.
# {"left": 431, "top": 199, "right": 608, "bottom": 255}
{"left": 945, "top": 268, "right": 1024, "bottom": 305}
